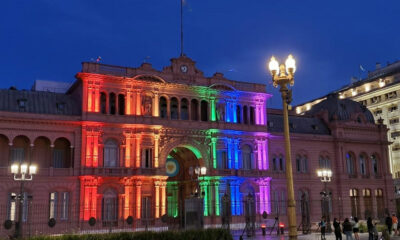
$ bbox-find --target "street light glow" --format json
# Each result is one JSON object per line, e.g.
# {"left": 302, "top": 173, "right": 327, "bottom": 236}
{"left": 11, "top": 164, "right": 19, "bottom": 174}
{"left": 20, "top": 164, "right": 28, "bottom": 174}
{"left": 29, "top": 165, "right": 37, "bottom": 175}
{"left": 285, "top": 54, "right": 296, "bottom": 74}
{"left": 268, "top": 56, "right": 280, "bottom": 76}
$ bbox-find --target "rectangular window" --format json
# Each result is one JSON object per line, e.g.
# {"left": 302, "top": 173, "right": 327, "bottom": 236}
{"left": 141, "top": 148, "right": 153, "bottom": 168}
{"left": 217, "top": 150, "right": 228, "bottom": 169}
{"left": 49, "top": 192, "right": 58, "bottom": 219}
{"left": 11, "top": 148, "right": 24, "bottom": 163}
{"left": 390, "top": 118, "right": 399, "bottom": 124}
{"left": 391, "top": 131, "right": 400, "bottom": 138}
{"left": 389, "top": 106, "right": 398, "bottom": 112}
{"left": 60, "top": 192, "right": 69, "bottom": 220}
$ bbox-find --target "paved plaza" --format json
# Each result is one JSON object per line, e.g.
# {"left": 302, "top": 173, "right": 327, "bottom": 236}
{"left": 232, "top": 232, "right": 400, "bottom": 240}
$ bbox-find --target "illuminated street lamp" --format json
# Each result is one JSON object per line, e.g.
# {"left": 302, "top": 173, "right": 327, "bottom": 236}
{"left": 189, "top": 166, "right": 207, "bottom": 196}
{"left": 10, "top": 162, "right": 37, "bottom": 239}
{"left": 317, "top": 168, "right": 332, "bottom": 232}
{"left": 268, "top": 54, "right": 297, "bottom": 239}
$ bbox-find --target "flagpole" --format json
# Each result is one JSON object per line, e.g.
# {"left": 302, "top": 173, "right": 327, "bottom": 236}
{"left": 180, "top": 0, "right": 184, "bottom": 56}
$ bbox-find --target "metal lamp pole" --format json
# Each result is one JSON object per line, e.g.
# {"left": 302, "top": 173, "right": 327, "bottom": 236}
{"left": 317, "top": 169, "right": 332, "bottom": 233}
{"left": 268, "top": 55, "right": 297, "bottom": 239}
{"left": 10, "top": 163, "right": 37, "bottom": 239}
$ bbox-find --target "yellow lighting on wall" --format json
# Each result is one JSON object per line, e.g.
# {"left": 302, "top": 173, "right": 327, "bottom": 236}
{"left": 379, "top": 79, "right": 385, "bottom": 87}
{"left": 365, "top": 84, "right": 370, "bottom": 92}
{"left": 351, "top": 89, "right": 357, "bottom": 96}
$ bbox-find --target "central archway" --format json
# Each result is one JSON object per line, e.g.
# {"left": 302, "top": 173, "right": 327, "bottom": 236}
{"left": 165, "top": 145, "right": 204, "bottom": 227}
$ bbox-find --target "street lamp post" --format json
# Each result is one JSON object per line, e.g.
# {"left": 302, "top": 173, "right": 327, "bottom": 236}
{"left": 317, "top": 169, "right": 332, "bottom": 233}
{"left": 10, "top": 162, "right": 37, "bottom": 239}
{"left": 268, "top": 55, "right": 297, "bottom": 239}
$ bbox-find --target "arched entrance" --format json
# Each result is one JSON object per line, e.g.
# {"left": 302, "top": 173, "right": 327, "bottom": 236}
{"left": 165, "top": 145, "right": 204, "bottom": 228}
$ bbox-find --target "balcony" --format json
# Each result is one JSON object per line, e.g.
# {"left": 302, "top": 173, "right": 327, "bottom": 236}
{"left": 80, "top": 167, "right": 165, "bottom": 177}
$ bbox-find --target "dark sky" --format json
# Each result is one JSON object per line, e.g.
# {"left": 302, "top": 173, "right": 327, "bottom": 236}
{"left": 1, "top": 0, "right": 399, "bottom": 108}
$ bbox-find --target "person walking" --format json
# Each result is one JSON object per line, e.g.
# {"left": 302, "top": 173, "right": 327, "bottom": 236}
{"left": 319, "top": 216, "right": 327, "bottom": 240}
{"left": 343, "top": 218, "right": 353, "bottom": 240}
{"left": 367, "top": 217, "right": 374, "bottom": 240}
{"left": 392, "top": 213, "right": 398, "bottom": 236}
{"left": 333, "top": 218, "right": 343, "bottom": 240}
{"left": 386, "top": 213, "right": 393, "bottom": 235}
{"left": 353, "top": 217, "right": 360, "bottom": 240}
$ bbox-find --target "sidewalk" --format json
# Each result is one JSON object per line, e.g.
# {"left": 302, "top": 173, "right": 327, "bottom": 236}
{"left": 232, "top": 232, "right": 400, "bottom": 240}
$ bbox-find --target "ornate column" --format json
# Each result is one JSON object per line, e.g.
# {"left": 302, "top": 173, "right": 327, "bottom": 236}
{"left": 215, "top": 181, "right": 220, "bottom": 216}
{"left": 167, "top": 98, "right": 171, "bottom": 119}
{"left": 124, "top": 178, "right": 134, "bottom": 218}
{"left": 50, "top": 144, "right": 54, "bottom": 167}
{"left": 257, "top": 140, "right": 262, "bottom": 170}
{"left": 94, "top": 87, "right": 100, "bottom": 113}
{"left": 135, "top": 134, "right": 141, "bottom": 168}
{"left": 161, "top": 182, "right": 166, "bottom": 216}
{"left": 211, "top": 138, "right": 217, "bottom": 169}
{"left": 126, "top": 91, "right": 131, "bottom": 115}
{"left": 125, "top": 134, "right": 132, "bottom": 168}
{"left": 188, "top": 100, "right": 192, "bottom": 120}
{"left": 154, "top": 181, "right": 160, "bottom": 218}
{"left": 262, "top": 140, "right": 268, "bottom": 170}
{"left": 153, "top": 93, "right": 159, "bottom": 117}
{"left": 227, "top": 138, "right": 233, "bottom": 169}
{"left": 234, "top": 139, "right": 239, "bottom": 169}
{"left": 87, "top": 86, "right": 93, "bottom": 112}
{"left": 136, "top": 91, "right": 141, "bottom": 115}
{"left": 154, "top": 135, "right": 159, "bottom": 168}
{"left": 135, "top": 180, "right": 142, "bottom": 219}
{"left": 210, "top": 98, "right": 216, "bottom": 121}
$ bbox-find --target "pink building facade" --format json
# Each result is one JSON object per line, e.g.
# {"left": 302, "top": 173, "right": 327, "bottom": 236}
{"left": 0, "top": 56, "right": 395, "bottom": 237}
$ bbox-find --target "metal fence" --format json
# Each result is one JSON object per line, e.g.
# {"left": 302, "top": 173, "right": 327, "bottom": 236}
{"left": 0, "top": 197, "right": 389, "bottom": 238}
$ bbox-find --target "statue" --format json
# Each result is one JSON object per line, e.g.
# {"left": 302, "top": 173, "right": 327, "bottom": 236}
{"left": 141, "top": 96, "right": 152, "bottom": 116}
{"left": 216, "top": 103, "right": 225, "bottom": 122}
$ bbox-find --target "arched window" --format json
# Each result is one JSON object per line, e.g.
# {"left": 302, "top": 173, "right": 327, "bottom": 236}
{"left": 159, "top": 97, "right": 167, "bottom": 118}
{"left": 346, "top": 152, "right": 356, "bottom": 176}
{"left": 375, "top": 189, "right": 384, "bottom": 218}
{"left": 236, "top": 105, "right": 241, "bottom": 123}
{"left": 109, "top": 93, "right": 116, "bottom": 115}
{"left": 118, "top": 94, "right": 125, "bottom": 115}
{"left": 371, "top": 154, "right": 379, "bottom": 176}
{"left": 201, "top": 100, "right": 208, "bottom": 122}
{"left": 272, "top": 155, "right": 277, "bottom": 171}
{"left": 242, "top": 145, "right": 253, "bottom": 170}
{"left": 53, "top": 138, "right": 71, "bottom": 168}
{"left": 100, "top": 92, "right": 107, "bottom": 114}
{"left": 104, "top": 139, "right": 118, "bottom": 167}
{"left": 319, "top": 156, "right": 331, "bottom": 169}
{"left": 298, "top": 190, "right": 310, "bottom": 218}
{"left": 279, "top": 155, "right": 285, "bottom": 172}
{"left": 359, "top": 154, "right": 367, "bottom": 176}
{"left": 102, "top": 189, "right": 118, "bottom": 223}
{"left": 181, "top": 98, "right": 189, "bottom": 120}
{"left": 363, "top": 189, "right": 373, "bottom": 219}
{"left": 243, "top": 106, "right": 248, "bottom": 124}
{"left": 170, "top": 97, "right": 179, "bottom": 120}
{"left": 349, "top": 189, "right": 360, "bottom": 218}
{"left": 272, "top": 189, "right": 286, "bottom": 215}
{"left": 191, "top": 99, "right": 199, "bottom": 121}
{"left": 11, "top": 136, "right": 29, "bottom": 163}
{"left": 296, "top": 155, "right": 307, "bottom": 173}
